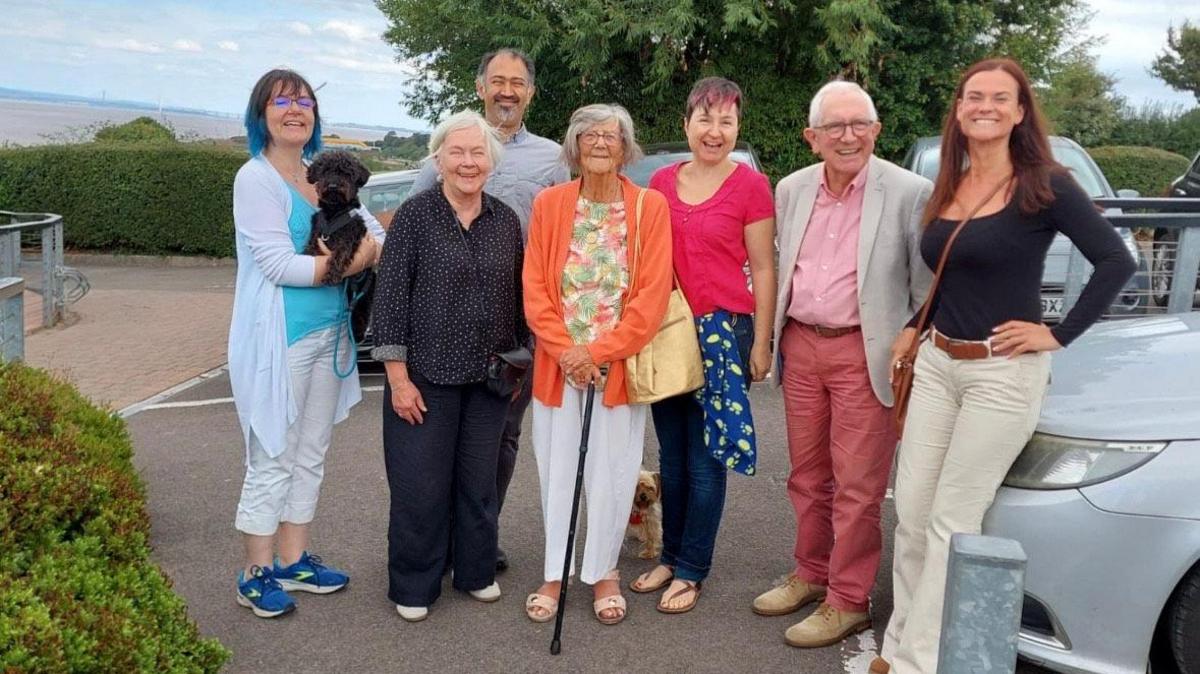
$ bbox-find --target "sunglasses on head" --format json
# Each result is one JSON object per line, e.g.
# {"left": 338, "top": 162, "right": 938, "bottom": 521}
{"left": 272, "top": 96, "right": 315, "bottom": 110}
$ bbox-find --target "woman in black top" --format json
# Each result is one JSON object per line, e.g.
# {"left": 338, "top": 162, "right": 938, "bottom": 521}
{"left": 371, "top": 110, "right": 527, "bottom": 622}
{"left": 875, "top": 59, "right": 1136, "bottom": 674}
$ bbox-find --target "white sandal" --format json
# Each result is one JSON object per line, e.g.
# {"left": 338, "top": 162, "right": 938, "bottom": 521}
{"left": 525, "top": 592, "right": 558, "bottom": 623}
{"left": 593, "top": 569, "right": 627, "bottom": 625}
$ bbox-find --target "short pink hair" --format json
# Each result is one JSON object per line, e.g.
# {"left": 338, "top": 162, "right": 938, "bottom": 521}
{"left": 685, "top": 77, "right": 743, "bottom": 121}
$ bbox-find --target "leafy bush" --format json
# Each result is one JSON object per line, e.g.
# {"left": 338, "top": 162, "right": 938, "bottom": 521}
{"left": 0, "top": 362, "right": 228, "bottom": 673}
{"left": 1087, "top": 146, "right": 1191, "bottom": 197}
{"left": 1104, "top": 103, "right": 1200, "bottom": 158}
{"left": 0, "top": 143, "right": 245, "bottom": 257}
{"left": 94, "top": 117, "right": 177, "bottom": 145}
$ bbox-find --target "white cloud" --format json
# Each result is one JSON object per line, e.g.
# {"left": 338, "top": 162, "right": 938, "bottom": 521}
{"left": 217, "top": 40, "right": 240, "bottom": 52}
{"left": 314, "top": 54, "right": 415, "bottom": 76}
{"left": 288, "top": 21, "right": 313, "bottom": 36}
{"left": 95, "top": 37, "right": 162, "bottom": 53}
{"left": 172, "top": 39, "right": 202, "bottom": 52}
{"left": 320, "top": 20, "right": 377, "bottom": 42}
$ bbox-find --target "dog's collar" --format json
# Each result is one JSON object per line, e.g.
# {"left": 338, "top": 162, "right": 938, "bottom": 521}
{"left": 319, "top": 204, "right": 361, "bottom": 239}
{"left": 629, "top": 510, "right": 643, "bottom": 525}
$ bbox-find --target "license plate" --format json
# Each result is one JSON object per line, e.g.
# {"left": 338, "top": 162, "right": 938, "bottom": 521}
{"left": 1041, "top": 295, "right": 1064, "bottom": 318}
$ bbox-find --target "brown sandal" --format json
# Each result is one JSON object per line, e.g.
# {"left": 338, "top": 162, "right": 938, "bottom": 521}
{"left": 657, "top": 580, "right": 701, "bottom": 614}
{"left": 630, "top": 565, "right": 674, "bottom": 593}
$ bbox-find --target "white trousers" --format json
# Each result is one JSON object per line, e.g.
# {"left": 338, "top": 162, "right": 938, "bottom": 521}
{"left": 882, "top": 340, "right": 1050, "bottom": 673}
{"left": 235, "top": 326, "right": 343, "bottom": 536}
{"left": 532, "top": 386, "right": 646, "bottom": 585}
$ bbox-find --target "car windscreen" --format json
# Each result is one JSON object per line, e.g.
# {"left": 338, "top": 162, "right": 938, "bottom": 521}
{"left": 914, "top": 144, "right": 1107, "bottom": 198}
{"left": 625, "top": 149, "right": 756, "bottom": 187}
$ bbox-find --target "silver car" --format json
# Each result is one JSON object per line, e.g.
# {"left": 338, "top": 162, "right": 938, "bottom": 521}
{"left": 903, "top": 136, "right": 1148, "bottom": 321}
{"left": 982, "top": 313, "right": 1200, "bottom": 673}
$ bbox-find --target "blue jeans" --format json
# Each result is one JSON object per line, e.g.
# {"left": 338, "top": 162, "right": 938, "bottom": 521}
{"left": 651, "top": 313, "right": 754, "bottom": 583}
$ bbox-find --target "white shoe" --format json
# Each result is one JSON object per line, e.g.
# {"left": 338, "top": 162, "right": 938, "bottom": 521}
{"left": 469, "top": 581, "right": 501, "bottom": 603}
{"left": 395, "top": 604, "right": 429, "bottom": 622}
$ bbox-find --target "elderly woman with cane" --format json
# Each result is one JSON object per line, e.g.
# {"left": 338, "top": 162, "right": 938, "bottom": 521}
{"left": 523, "top": 103, "right": 673, "bottom": 626}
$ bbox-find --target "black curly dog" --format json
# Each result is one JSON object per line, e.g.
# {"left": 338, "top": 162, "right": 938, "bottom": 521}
{"left": 303, "top": 150, "right": 371, "bottom": 285}
{"left": 303, "top": 150, "right": 376, "bottom": 342}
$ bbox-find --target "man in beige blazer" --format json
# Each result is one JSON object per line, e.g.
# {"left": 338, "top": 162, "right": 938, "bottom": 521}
{"left": 752, "top": 80, "right": 933, "bottom": 650}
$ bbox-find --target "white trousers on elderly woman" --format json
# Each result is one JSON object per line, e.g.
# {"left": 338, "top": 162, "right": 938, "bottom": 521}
{"left": 532, "top": 385, "right": 646, "bottom": 585}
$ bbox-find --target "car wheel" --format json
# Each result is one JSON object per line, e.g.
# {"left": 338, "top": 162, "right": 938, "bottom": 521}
{"left": 1170, "top": 566, "right": 1200, "bottom": 673}
{"left": 1152, "top": 229, "right": 1178, "bottom": 308}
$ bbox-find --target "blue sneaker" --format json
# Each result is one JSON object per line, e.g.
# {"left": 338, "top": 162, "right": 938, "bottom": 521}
{"left": 236, "top": 565, "right": 296, "bottom": 618}
{"left": 274, "top": 552, "right": 349, "bottom": 594}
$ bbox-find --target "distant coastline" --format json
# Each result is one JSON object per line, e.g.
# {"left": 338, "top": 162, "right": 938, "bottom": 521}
{"left": 0, "top": 87, "right": 422, "bottom": 146}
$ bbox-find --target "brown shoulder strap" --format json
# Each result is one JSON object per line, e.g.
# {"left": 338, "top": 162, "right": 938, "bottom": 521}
{"left": 908, "top": 175, "right": 1013, "bottom": 341}
{"left": 629, "top": 188, "right": 647, "bottom": 289}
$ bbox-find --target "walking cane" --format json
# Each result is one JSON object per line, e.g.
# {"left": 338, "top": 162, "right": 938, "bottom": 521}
{"left": 549, "top": 380, "right": 597, "bottom": 655}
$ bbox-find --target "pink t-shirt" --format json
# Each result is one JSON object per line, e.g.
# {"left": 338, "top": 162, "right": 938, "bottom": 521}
{"left": 649, "top": 162, "right": 774, "bottom": 316}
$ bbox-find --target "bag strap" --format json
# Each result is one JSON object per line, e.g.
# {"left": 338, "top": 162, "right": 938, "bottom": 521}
{"left": 628, "top": 188, "right": 684, "bottom": 291}
{"left": 906, "top": 175, "right": 1013, "bottom": 349}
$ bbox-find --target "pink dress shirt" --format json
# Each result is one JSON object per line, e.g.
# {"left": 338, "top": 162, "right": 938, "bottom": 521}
{"left": 787, "top": 164, "right": 869, "bottom": 328}
{"left": 649, "top": 162, "right": 774, "bottom": 316}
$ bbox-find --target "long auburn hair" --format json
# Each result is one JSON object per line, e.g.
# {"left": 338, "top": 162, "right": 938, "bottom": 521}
{"left": 923, "top": 58, "right": 1064, "bottom": 224}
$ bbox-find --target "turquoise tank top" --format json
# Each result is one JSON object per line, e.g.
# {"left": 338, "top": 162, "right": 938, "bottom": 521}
{"left": 282, "top": 185, "right": 345, "bottom": 346}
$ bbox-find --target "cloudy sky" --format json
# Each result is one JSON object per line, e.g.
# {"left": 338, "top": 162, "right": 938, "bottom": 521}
{"left": 0, "top": 0, "right": 1195, "bottom": 131}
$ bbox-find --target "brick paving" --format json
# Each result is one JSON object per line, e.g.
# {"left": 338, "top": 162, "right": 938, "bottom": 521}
{"left": 21, "top": 263, "right": 235, "bottom": 410}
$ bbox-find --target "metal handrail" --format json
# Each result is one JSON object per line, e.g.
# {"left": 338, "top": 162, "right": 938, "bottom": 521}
{"left": 0, "top": 277, "right": 24, "bottom": 362}
{"left": 1060, "top": 198, "right": 1200, "bottom": 316}
{"left": 0, "top": 210, "right": 65, "bottom": 330}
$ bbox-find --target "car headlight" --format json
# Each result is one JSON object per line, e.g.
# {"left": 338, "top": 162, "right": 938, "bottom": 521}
{"left": 1003, "top": 432, "right": 1167, "bottom": 489}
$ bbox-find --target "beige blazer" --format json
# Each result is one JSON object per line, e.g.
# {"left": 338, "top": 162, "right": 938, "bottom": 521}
{"left": 772, "top": 154, "right": 933, "bottom": 406}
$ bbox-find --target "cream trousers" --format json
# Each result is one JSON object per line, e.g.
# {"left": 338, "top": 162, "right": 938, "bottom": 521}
{"left": 532, "top": 386, "right": 646, "bottom": 585}
{"left": 882, "top": 339, "right": 1050, "bottom": 674}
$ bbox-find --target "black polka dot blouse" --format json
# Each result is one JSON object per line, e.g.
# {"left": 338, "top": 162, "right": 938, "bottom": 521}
{"left": 370, "top": 187, "right": 528, "bottom": 385}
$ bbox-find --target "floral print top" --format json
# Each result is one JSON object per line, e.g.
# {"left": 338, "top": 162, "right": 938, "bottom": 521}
{"left": 561, "top": 197, "right": 629, "bottom": 344}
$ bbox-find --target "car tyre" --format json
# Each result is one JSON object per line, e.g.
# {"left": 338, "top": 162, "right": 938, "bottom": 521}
{"left": 1170, "top": 566, "right": 1200, "bottom": 673}
{"left": 1152, "top": 229, "right": 1177, "bottom": 308}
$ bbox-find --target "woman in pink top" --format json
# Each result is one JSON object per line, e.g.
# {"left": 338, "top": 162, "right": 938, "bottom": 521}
{"left": 629, "top": 77, "right": 777, "bottom": 613}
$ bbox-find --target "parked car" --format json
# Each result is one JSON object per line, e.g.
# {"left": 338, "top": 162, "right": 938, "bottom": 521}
{"left": 360, "top": 168, "right": 421, "bottom": 228}
{"left": 902, "top": 135, "right": 1148, "bottom": 321}
{"left": 981, "top": 313, "right": 1200, "bottom": 673}
{"left": 625, "top": 141, "right": 764, "bottom": 186}
{"left": 1155, "top": 150, "right": 1200, "bottom": 307}
{"left": 353, "top": 168, "right": 421, "bottom": 367}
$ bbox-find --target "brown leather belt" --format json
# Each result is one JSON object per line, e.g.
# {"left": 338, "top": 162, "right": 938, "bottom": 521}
{"left": 796, "top": 321, "right": 861, "bottom": 338}
{"left": 931, "top": 330, "right": 992, "bottom": 360}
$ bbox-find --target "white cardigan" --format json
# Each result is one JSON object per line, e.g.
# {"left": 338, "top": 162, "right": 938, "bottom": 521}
{"left": 228, "top": 155, "right": 385, "bottom": 458}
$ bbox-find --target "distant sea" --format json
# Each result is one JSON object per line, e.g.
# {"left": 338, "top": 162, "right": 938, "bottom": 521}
{"left": 0, "top": 99, "right": 409, "bottom": 146}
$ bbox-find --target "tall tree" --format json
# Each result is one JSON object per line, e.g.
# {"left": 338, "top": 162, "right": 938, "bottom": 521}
{"left": 376, "top": 0, "right": 1082, "bottom": 179}
{"left": 1150, "top": 21, "right": 1200, "bottom": 102}
{"left": 1039, "top": 44, "right": 1121, "bottom": 147}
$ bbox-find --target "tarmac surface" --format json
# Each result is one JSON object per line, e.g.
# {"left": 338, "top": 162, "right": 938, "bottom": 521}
{"left": 21, "top": 262, "right": 1053, "bottom": 673}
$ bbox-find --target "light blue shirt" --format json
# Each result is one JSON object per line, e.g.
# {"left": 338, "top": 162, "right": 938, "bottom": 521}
{"left": 281, "top": 184, "right": 345, "bottom": 345}
{"left": 413, "top": 125, "right": 570, "bottom": 241}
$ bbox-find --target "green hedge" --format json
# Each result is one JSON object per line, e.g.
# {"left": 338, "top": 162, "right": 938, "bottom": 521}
{"left": 1087, "top": 145, "right": 1192, "bottom": 198}
{"left": 0, "top": 362, "right": 228, "bottom": 672}
{"left": 0, "top": 144, "right": 245, "bottom": 257}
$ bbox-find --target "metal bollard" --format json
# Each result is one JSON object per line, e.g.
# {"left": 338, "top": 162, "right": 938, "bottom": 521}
{"left": 1, "top": 277, "right": 25, "bottom": 362}
{"left": 937, "top": 534, "right": 1027, "bottom": 674}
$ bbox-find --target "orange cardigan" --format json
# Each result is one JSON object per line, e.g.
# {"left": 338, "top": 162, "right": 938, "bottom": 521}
{"left": 523, "top": 175, "right": 673, "bottom": 408}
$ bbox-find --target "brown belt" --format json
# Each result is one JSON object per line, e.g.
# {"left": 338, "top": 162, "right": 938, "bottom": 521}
{"left": 931, "top": 330, "right": 993, "bottom": 360}
{"left": 796, "top": 321, "right": 861, "bottom": 338}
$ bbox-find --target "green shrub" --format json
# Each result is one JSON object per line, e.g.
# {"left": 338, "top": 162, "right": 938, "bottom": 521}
{"left": 0, "top": 362, "right": 228, "bottom": 673}
{"left": 1104, "top": 103, "right": 1200, "bottom": 158}
{"left": 0, "top": 143, "right": 245, "bottom": 257}
{"left": 1087, "top": 146, "right": 1192, "bottom": 198}
{"left": 94, "top": 117, "right": 177, "bottom": 145}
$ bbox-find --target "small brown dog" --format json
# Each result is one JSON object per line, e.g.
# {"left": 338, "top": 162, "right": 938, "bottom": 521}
{"left": 628, "top": 470, "right": 663, "bottom": 559}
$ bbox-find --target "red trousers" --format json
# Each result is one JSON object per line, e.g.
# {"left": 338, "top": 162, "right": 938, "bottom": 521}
{"left": 779, "top": 320, "right": 896, "bottom": 612}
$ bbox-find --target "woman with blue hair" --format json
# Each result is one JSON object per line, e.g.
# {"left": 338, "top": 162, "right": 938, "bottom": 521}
{"left": 229, "top": 68, "right": 384, "bottom": 618}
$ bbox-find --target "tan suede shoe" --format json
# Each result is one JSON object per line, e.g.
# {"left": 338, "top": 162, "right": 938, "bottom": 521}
{"left": 751, "top": 574, "right": 827, "bottom": 616}
{"left": 868, "top": 657, "right": 890, "bottom": 673}
{"left": 784, "top": 602, "right": 871, "bottom": 648}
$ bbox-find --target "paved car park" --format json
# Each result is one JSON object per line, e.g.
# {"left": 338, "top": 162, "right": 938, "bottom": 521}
{"left": 123, "top": 364, "right": 1054, "bottom": 673}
